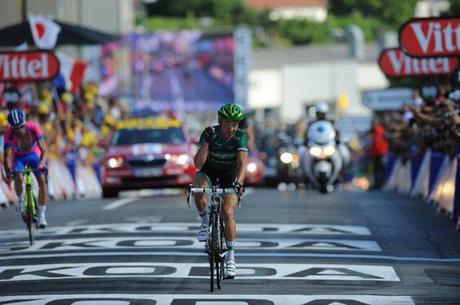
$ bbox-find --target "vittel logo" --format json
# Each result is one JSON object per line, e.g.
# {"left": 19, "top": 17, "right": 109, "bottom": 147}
{"left": 378, "top": 48, "right": 457, "bottom": 78}
{"left": 400, "top": 17, "right": 460, "bottom": 57}
{"left": 0, "top": 51, "right": 60, "bottom": 82}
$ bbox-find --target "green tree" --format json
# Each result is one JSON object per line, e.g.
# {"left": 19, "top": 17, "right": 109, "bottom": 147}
{"left": 145, "top": 0, "right": 245, "bottom": 21}
{"left": 329, "top": 0, "right": 418, "bottom": 27}
{"left": 277, "top": 19, "right": 331, "bottom": 45}
{"left": 447, "top": 0, "right": 460, "bottom": 15}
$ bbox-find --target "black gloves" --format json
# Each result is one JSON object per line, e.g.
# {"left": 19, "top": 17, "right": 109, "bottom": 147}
{"left": 203, "top": 126, "right": 216, "bottom": 143}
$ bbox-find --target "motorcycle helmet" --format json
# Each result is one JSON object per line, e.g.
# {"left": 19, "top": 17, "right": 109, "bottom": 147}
{"left": 314, "top": 102, "right": 329, "bottom": 114}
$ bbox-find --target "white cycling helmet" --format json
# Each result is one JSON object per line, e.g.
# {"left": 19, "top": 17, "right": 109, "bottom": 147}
{"left": 314, "top": 102, "right": 329, "bottom": 114}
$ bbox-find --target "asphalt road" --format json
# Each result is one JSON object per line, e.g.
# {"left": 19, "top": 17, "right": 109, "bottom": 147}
{"left": 0, "top": 188, "right": 459, "bottom": 305}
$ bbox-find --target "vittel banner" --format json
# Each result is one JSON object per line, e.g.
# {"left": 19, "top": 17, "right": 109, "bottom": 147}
{"left": 378, "top": 48, "right": 458, "bottom": 78}
{"left": 400, "top": 17, "right": 460, "bottom": 57}
{"left": 0, "top": 50, "right": 60, "bottom": 82}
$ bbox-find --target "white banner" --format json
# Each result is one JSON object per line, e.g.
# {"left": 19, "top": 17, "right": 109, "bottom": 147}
{"left": 362, "top": 87, "right": 413, "bottom": 111}
{"left": 233, "top": 26, "right": 252, "bottom": 107}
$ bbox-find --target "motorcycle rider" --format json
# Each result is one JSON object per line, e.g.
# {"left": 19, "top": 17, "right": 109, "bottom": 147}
{"left": 304, "top": 102, "right": 338, "bottom": 145}
{"left": 302, "top": 102, "right": 349, "bottom": 189}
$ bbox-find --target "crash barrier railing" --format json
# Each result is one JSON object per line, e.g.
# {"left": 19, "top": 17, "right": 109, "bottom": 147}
{"left": 384, "top": 147, "right": 460, "bottom": 230}
{"left": 0, "top": 156, "right": 102, "bottom": 207}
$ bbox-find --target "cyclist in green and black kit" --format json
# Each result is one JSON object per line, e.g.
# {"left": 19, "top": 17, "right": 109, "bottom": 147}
{"left": 193, "top": 103, "right": 248, "bottom": 279}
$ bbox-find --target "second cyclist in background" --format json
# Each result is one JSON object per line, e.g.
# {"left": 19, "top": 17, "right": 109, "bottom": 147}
{"left": 193, "top": 103, "right": 248, "bottom": 279}
{"left": 3, "top": 109, "right": 49, "bottom": 228}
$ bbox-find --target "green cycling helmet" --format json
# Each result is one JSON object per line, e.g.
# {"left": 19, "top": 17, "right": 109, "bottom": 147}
{"left": 218, "top": 103, "right": 244, "bottom": 122}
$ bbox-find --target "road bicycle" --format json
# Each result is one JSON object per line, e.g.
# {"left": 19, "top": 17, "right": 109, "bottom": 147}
{"left": 186, "top": 184, "right": 240, "bottom": 292}
{"left": 17, "top": 165, "right": 39, "bottom": 246}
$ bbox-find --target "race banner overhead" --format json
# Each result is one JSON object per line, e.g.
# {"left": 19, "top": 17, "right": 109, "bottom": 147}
{"left": 378, "top": 48, "right": 458, "bottom": 78}
{"left": 0, "top": 50, "right": 60, "bottom": 82}
{"left": 400, "top": 17, "right": 460, "bottom": 57}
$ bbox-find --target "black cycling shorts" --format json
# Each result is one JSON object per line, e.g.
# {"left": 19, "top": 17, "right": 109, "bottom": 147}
{"left": 198, "top": 164, "right": 236, "bottom": 188}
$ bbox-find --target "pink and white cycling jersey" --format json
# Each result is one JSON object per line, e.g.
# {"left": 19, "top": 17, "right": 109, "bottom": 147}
{"left": 3, "top": 121, "right": 44, "bottom": 156}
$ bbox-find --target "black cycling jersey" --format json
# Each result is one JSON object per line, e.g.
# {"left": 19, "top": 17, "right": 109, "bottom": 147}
{"left": 197, "top": 125, "right": 248, "bottom": 187}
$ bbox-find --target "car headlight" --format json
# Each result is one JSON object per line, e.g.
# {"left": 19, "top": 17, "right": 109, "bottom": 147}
{"left": 106, "top": 157, "right": 124, "bottom": 168}
{"left": 247, "top": 162, "right": 257, "bottom": 173}
{"left": 280, "top": 152, "right": 293, "bottom": 164}
{"left": 177, "top": 154, "right": 191, "bottom": 165}
{"left": 165, "top": 153, "right": 191, "bottom": 165}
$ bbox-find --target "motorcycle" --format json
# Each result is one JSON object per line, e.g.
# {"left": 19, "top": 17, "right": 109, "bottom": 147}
{"left": 262, "top": 130, "right": 301, "bottom": 189}
{"left": 300, "top": 120, "right": 344, "bottom": 194}
{"left": 277, "top": 138, "right": 302, "bottom": 190}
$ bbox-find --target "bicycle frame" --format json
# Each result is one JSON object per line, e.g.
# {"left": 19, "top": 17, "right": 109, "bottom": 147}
{"left": 186, "top": 185, "right": 237, "bottom": 292}
{"left": 22, "top": 165, "right": 38, "bottom": 246}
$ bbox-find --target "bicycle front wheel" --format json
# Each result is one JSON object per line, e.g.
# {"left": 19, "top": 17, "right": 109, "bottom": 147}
{"left": 25, "top": 189, "right": 38, "bottom": 246}
{"left": 216, "top": 215, "right": 225, "bottom": 289}
{"left": 25, "top": 204, "right": 35, "bottom": 246}
{"left": 208, "top": 212, "right": 216, "bottom": 292}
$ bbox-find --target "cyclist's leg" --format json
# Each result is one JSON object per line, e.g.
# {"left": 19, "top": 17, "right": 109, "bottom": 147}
{"left": 12, "top": 156, "right": 25, "bottom": 211}
{"left": 220, "top": 171, "right": 238, "bottom": 278}
{"left": 222, "top": 194, "right": 238, "bottom": 246}
{"left": 193, "top": 169, "right": 213, "bottom": 241}
{"left": 27, "top": 152, "right": 48, "bottom": 228}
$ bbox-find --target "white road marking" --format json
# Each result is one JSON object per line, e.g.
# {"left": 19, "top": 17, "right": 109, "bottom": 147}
{"left": 0, "top": 222, "right": 373, "bottom": 237}
{"left": 0, "top": 262, "right": 400, "bottom": 281}
{"left": 0, "top": 236, "right": 381, "bottom": 252}
{"left": 67, "top": 220, "right": 87, "bottom": 226}
{"left": 1, "top": 251, "right": 459, "bottom": 263}
{"left": 121, "top": 189, "right": 182, "bottom": 197}
{"left": 0, "top": 294, "right": 416, "bottom": 305}
{"left": 102, "top": 198, "right": 138, "bottom": 211}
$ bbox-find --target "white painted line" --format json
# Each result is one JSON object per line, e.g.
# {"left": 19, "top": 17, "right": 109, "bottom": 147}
{"left": 1, "top": 251, "right": 459, "bottom": 263}
{"left": 0, "top": 262, "right": 400, "bottom": 281}
{"left": 102, "top": 198, "right": 138, "bottom": 211}
{"left": 0, "top": 236, "right": 382, "bottom": 252}
{"left": 0, "top": 222, "right": 373, "bottom": 237}
{"left": 67, "top": 220, "right": 87, "bottom": 226}
{"left": 0, "top": 294, "right": 416, "bottom": 305}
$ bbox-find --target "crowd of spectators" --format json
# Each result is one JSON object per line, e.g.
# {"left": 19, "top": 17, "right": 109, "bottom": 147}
{"left": 369, "top": 83, "right": 460, "bottom": 189}
{"left": 0, "top": 82, "right": 129, "bottom": 180}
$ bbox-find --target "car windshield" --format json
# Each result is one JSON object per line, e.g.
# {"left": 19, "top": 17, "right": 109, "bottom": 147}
{"left": 111, "top": 128, "right": 186, "bottom": 145}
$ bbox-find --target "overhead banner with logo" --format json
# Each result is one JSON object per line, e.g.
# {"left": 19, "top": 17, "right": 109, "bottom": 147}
{"left": 400, "top": 17, "right": 460, "bottom": 57}
{"left": 0, "top": 50, "right": 60, "bottom": 82}
{"left": 378, "top": 48, "right": 458, "bottom": 78}
{"left": 362, "top": 87, "right": 414, "bottom": 111}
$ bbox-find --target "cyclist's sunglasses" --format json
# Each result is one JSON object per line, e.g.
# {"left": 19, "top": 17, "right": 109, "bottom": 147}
{"left": 13, "top": 125, "right": 25, "bottom": 130}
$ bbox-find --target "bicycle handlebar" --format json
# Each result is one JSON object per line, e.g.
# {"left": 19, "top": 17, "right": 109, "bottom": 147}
{"left": 186, "top": 184, "right": 240, "bottom": 207}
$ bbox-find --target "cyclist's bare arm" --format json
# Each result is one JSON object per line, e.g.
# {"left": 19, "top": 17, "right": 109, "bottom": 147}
{"left": 235, "top": 150, "right": 248, "bottom": 185}
{"left": 3, "top": 146, "right": 12, "bottom": 178}
{"left": 37, "top": 138, "right": 48, "bottom": 167}
{"left": 193, "top": 142, "right": 209, "bottom": 169}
